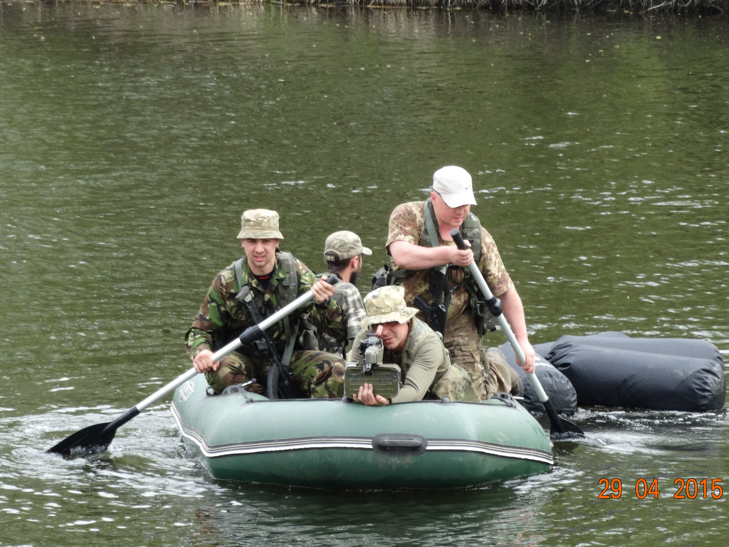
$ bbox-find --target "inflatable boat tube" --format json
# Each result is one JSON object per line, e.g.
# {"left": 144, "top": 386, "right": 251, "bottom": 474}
{"left": 546, "top": 333, "right": 726, "bottom": 411}
{"left": 172, "top": 373, "right": 552, "bottom": 489}
{"left": 498, "top": 342, "right": 578, "bottom": 416}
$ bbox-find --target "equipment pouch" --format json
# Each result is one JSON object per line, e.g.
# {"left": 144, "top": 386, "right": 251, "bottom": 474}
{"left": 471, "top": 296, "right": 497, "bottom": 336}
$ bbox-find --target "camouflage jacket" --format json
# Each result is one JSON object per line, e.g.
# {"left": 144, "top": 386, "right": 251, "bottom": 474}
{"left": 351, "top": 318, "right": 450, "bottom": 403}
{"left": 317, "top": 281, "right": 366, "bottom": 357}
{"left": 385, "top": 201, "right": 512, "bottom": 326}
{"left": 185, "top": 253, "right": 342, "bottom": 359}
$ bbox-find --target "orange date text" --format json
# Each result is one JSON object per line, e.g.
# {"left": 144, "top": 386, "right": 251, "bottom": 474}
{"left": 598, "top": 478, "right": 723, "bottom": 499}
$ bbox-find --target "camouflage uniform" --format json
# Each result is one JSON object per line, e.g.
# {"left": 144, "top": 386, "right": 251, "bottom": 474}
{"left": 186, "top": 209, "right": 345, "bottom": 398}
{"left": 386, "top": 201, "right": 514, "bottom": 400}
{"left": 317, "top": 281, "right": 366, "bottom": 358}
{"left": 318, "top": 230, "right": 371, "bottom": 358}
{"left": 346, "top": 286, "right": 479, "bottom": 403}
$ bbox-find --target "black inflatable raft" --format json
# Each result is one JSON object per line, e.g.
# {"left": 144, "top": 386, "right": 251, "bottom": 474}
{"left": 499, "top": 333, "right": 725, "bottom": 413}
{"left": 546, "top": 332, "right": 726, "bottom": 412}
{"left": 498, "top": 342, "right": 578, "bottom": 416}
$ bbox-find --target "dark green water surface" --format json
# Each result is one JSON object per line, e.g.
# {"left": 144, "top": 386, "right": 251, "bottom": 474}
{"left": 1, "top": 3, "right": 727, "bottom": 546}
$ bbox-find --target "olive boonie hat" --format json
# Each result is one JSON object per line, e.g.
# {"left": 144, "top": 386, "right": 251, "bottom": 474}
{"left": 433, "top": 165, "right": 477, "bottom": 208}
{"left": 324, "top": 231, "right": 372, "bottom": 262}
{"left": 360, "top": 286, "right": 419, "bottom": 330}
{"left": 237, "top": 209, "right": 284, "bottom": 240}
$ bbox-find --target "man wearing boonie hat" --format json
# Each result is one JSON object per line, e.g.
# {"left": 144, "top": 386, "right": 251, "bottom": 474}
{"left": 185, "top": 209, "right": 346, "bottom": 399}
{"left": 348, "top": 286, "right": 479, "bottom": 406}
{"left": 382, "top": 166, "right": 533, "bottom": 401}
{"left": 316, "top": 231, "right": 372, "bottom": 358}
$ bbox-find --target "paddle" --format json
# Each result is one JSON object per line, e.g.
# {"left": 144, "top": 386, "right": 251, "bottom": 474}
{"left": 47, "top": 275, "right": 339, "bottom": 456}
{"left": 450, "top": 229, "right": 584, "bottom": 440}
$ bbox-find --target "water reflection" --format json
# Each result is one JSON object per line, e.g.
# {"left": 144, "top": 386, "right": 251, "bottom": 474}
{"left": 185, "top": 481, "right": 546, "bottom": 546}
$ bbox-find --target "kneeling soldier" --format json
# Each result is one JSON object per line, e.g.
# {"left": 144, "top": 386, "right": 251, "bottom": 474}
{"left": 350, "top": 286, "right": 480, "bottom": 406}
{"left": 186, "top": 209, "right": 345, "bottom": 399}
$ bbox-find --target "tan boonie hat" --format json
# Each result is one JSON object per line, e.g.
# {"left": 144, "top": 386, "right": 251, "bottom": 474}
{"left": 433, "top": 165, "right": 477, "bottom": 208}
{"left": 360, "top": 286, "right": 419, "bottom": 330}
{"left": 324, "top": 231, "right": 372, "bottom": 262}
{"left": 237, "top": 209, "right": 284, "bottom": 240}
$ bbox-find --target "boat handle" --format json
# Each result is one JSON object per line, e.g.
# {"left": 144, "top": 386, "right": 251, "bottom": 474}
{"left": 372, "top": 434, "right": 427, "bottom": 456}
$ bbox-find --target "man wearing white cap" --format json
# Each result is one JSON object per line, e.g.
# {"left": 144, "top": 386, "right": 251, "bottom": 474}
{"left": 318, "top": 230, "right": 372, "bottom": 357}
{"left": 385, "top": 166, "right": 534, "bottom": 401}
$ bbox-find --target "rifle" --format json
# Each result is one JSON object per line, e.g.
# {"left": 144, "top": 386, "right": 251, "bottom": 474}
{"left": 413, "top": 267, "right": 448, "bottom": 340}
{"left": 235, "top": 285, "right": 305, "bottom": 400}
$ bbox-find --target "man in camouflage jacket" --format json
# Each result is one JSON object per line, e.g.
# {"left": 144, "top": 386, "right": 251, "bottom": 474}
{"left": 318, "top": 230, "right": 370, "bottom": 358}
{"left": 350, "top": 286, "right": 479, "bottom": 405}
{"left": 386, "top": 166, "right": 534, "bottom": 400}
{"left": 186, "top": 209, "right": 345, "bottom": 398}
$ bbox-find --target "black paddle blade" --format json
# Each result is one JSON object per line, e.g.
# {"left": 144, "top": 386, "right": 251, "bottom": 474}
{"left": 542, "top": 397, "right": 585, "bottom": 441}
{"left": 46, "top": 422, "right": 117, "bottom": 457}
{"left": 46, "top": 407, "right": 140, "bottom": 456}
{"left": 550, "top": 417, "right": 585, "bottom": 441}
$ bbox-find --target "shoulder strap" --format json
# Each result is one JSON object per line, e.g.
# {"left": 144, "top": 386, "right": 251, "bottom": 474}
{"left": 275, "top": 251, "right": 299, "bottom": 308}
{"left": 423, "top": 200, "right": 447, "bottom": 277}
{"left": 234, "top": 257, "right": 247, "bottom": 292}
{"left": 275, "top": 252, "right": 300, "bottom": 362}
{"left": 421, "top": 199, "right": 440, "bottom": 250}
{"left": 406, "top": 318, "right": 425, "bottom": 356}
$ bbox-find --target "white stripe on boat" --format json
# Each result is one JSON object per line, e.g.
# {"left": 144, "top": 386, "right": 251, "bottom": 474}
{"left": 171, "top": 403, "right": 554, "bottom": 466}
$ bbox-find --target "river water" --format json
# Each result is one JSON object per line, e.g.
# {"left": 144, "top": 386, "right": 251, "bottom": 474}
{"left": 1, "top": 3, "right": 728, "bottom": 546}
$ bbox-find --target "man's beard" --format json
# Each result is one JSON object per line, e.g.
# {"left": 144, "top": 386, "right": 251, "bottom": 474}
{"left": 349, "top": 268, "right": 361, "bottom": 286}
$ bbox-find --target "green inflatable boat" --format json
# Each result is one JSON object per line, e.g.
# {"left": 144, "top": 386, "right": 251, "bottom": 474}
{"left": 172, "top": 374, "right": 553, "bottom": 490}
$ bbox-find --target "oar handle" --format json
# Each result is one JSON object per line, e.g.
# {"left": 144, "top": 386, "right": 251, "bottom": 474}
{"left": 136, "top": 274, "right": 338, "bottom": 412}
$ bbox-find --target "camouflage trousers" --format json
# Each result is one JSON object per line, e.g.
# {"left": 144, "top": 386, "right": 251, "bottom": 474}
{"left": 444, "top": 314, "right": 519, "bottom": 400}
{"left": 431, "top": 363, "right": 480, "bottom": 402}
{"left": 204, "top": 349, "right": 345, "bottom": 399}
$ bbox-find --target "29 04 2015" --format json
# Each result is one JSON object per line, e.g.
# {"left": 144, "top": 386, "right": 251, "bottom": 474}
{"left": 598, "top": 478, "right": 723, "bottom": 499}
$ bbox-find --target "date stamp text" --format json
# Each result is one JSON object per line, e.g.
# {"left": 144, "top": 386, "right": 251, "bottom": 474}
{"left": 598, "top": 478, "right": 723, "bottom": 499}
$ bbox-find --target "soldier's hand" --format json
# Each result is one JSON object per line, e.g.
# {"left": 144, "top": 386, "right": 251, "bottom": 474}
{"left": 247, "top": 383, "right": 263, "bottom": 394}
{"left": 353, "top": 383, "right": 390, "bottom": 406}
{"left": 193, "top": 349, "right": 220, "bottom": 374}
{"left": 312, "top": 277, "right": 336, "bottom": 304}
{"left": 516, "top": 342, "right": 536, "bottom": 375}
{"left": 448, "top": 240, "right": 473, "bottom": 266}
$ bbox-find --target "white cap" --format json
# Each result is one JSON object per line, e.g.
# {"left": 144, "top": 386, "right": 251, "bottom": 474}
{"left": 432, "top": 166, "right": 477, "bottom": 208}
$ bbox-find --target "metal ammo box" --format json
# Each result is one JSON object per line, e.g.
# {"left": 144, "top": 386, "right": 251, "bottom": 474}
{"left": 343, "top": 363, "right": 402, "bottom": 400}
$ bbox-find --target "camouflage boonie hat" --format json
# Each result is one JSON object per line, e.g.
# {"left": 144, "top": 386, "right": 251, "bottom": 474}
{"left": 324, "top": 231, "right": 372, "bottom": 261}
{"left": 361, "top": 286, "right": 419, "bottom": 330}
{"left": 237, "top": 209, "right": 284, "bottom": 240}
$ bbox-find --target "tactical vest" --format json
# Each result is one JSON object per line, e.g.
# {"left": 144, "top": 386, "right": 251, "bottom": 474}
{"left": 383, "top": 200, "right": 496, "bottom": 335}
{"left": 233, "top": 251, "right": 301, "bottom": 366}
{"left": 315, "top": 272, "right": 348, "bottom": 357}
